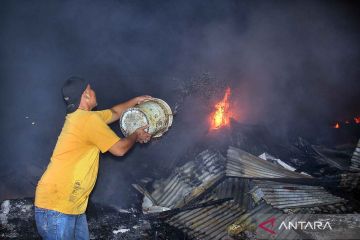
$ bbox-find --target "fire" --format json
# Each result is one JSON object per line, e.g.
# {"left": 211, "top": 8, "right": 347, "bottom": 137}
{"left": 331, "top": 116, "right": 360, "bottom": 128}
{"left": 355, "top": 116, "right": 360, "bottom": 124}
{"left": 210, "top": 87, "right": 235, "bottom": 130}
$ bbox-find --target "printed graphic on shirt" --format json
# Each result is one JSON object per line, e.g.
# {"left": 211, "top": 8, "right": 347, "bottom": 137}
{"left": 69, "top": 180, "right": 83, "bottom": 202}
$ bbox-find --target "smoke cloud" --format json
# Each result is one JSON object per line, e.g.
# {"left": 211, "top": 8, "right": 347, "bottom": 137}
{"left": 0, "top": 0, "right": 359, "bottom": 208}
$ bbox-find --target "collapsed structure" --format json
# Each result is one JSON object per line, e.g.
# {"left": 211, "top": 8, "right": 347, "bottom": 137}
{"left": 133, "top": 138, "right": 360, "bottom": 239}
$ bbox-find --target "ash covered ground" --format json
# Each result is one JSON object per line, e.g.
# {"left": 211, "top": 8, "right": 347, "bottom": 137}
{"left": 0, "top": 198, "right": 186, "bottom": 239}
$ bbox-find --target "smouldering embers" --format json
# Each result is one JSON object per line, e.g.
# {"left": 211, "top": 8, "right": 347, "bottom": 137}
{"left": 333, "top": 116, "right": 360, "bottom": 129}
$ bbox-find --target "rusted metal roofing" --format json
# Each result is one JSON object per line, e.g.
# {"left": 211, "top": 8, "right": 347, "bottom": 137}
{"left": 227, "top": 203, "right": 319, "bottom": 240}
{"left": 135, "top": 149, "right": 226, "bottom": 212}
{"left": 228, "top": 201, "right": 356, "bottom": 239}
{"left": 258, "top": 152, "right": 297, "bottom": 171}
{"left": 226, "top": 146, "right": 311, "bottom": 179}
{"left": 228, "top": 203, "right": 283, "bottom": 237}
{"left": 249, "top": 180, "right": 346, "bottom": 210}
{"left": 339, "top": 172, "right": 360, "bottom": 191}
{"left": 350, "top": 139, "right": 360, "bottom": 171}
{"left": 164, "top": 176, "right": 349, "bottom": 239}
{"left": 166, "top": 200, "right": 246, "bottom": 240}
{"left": 311, "top": 145, "right": 350, "bottom": 170}
{"left": 161, "top": 177, "right": 255, "bottom": 239}
{"left": 134, "top": 145, "right": 356, "bottom": 239}
{"left": 243, "top": 172, "right": 360, "bottom": 192}
{"left": 208, "top": 177, "right": 253, "bottom": 209}
{"left": 303, "top": 201, "right": 354, "bottom": 213}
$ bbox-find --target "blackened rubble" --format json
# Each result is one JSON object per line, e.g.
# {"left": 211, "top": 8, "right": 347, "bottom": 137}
{"left": 1, "top": 121, "right": 359, "bottom": 239}
{"left": 350, "top": 139, "right": 360, "bottom": 171}
{"left": 133, "top": 121, "right": 360, "bottom": 240}
{"left": 0, "top": 198, "right": 186, "bottom": 239}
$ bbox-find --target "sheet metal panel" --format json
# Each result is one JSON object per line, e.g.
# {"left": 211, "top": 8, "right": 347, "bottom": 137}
{"left": 208, "top": 177, "right": 253, "bottom": 209}
{"left": 251, "top": 180, "right": 346, "bottom": 210}
{"left": 226, "top": 146, "right": 312, "bottom": 179}
{"left": 350, "top": 139, "right": 360, "bottom": 171}
{"left": 149, "top": 150, "right": 226, "bottom": 209}
{"left": 167, "top": 201, "right": 246, "bottom": 240}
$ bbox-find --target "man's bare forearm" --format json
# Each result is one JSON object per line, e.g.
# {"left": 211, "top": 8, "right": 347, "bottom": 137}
{"left": 119, "top": 131, "right": 138, "bottom": 154}
{"left": 108, "top": 96, "right": 152, "bottom": 124}
{"left": 109, "top": 131, "right": 138, "bottom": 156}
{"left": 111, "top": 98, "right": 138, "bottom": 116}
{"left": 107, "top": 98, "right": 139, "bottom": 124}
{"left": 108, "top": 125, "right": 151, "bottom": 157}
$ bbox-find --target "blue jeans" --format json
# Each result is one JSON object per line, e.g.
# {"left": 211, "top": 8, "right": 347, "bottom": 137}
{"left": 34, "top": 207, "right": 90, "bottom": 240}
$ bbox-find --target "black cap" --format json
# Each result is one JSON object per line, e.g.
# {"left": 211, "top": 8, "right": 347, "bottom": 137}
{"left": 62, "top": 76, "right": 89, "bottom": 113}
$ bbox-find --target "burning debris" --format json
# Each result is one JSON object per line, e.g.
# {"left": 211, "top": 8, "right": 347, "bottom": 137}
{"left": 174, "top": 74, "right": 243, "bottom": 132}
{"left": 0, "top": 108, "right": 360, "bottom": 239}
{"left": 176, "top": 73, "right": 228, "bottom": 101}
{"left": 210, "top": 87, "right": 234, "bottom": 130}
{"left": 332, "top": 116, "right": 360, "bottom": 129}
{"left": 1, "top": 119, "right": 359, "bottom": 239}
{"left": 132, "top": 129, "right": 360, "bottom": 239}
{"left": 355, "top": 117, "right": 360, "bottom": 124}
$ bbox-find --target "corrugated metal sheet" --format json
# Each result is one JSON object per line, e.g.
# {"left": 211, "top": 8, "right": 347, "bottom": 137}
{"left": 226, "top": 146, "right": 311, "bottom": 179}
{"left": 350, "top": 139, "right": 360, "bottom": 171}
{"left": 166, "top": 200, "right": 246, "bottom": 240}
{"left": 303, "top": 201, "right": 354, "bottom": 214}
{"left": 137, "top": 149, "right": 226, "bottom": 211}
{"left": 339, "top": 172, "right": 360, "bottom": 191}
{"left": 209, "top": 177, "right": 253, "bottom": 209}
{"left": 258, "top": 152, "right": 297, "bottom": 171}
{"left": 242, "top": 173, "right": 360, "bottom": 192}
{"left": 227, "top": 203, "right": 279, "bottom": 236}
{"left": 311, "top": 145, "right": 350, "bottom": 170}
{"left": 135, "top": 145, "right": 355, "bottom": 239}
{"left": 227, "top": 202, "right": 354, "bottom": 239}
{"left": 250, "top": 180, "right": 346, "bottom": 210}
{"left": 226, "top": 203, "right": 308, "bottom": 240}
{"left": 162, "top": 177, "right": 253, "bottom": 239}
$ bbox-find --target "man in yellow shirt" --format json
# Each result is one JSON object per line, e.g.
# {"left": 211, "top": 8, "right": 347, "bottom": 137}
{"left": 34, "top": 76, "right": 152, "bottom": 239}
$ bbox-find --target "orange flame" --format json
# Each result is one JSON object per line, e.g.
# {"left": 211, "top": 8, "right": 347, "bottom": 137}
{"left": 331, "top": 115, "right": 360, "bottom": 128}
{"left": 354, "top": 116, "right": 360, "bottom": 124}
{"left": 210, "top": 87, "right": 234, "bottom": 130}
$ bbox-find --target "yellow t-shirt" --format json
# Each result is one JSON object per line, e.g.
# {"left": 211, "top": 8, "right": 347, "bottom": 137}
{"left": 35, "top": 109, "right": 120, "bottom": 214}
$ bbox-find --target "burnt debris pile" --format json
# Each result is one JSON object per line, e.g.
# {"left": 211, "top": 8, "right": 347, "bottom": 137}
{"left": 132, "top": 121, "right": 360, "bottom": 240}
{"left": 1, "top": 121, "right": 360, "bottom": 239}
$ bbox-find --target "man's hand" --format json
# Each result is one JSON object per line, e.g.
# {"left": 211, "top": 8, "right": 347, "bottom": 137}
{"left": 108, "top": 95, "right": 153, "bottom": 124}
{"left": 135, "top": 95, "right": 153, "bottom": 105}
{"left": 135, "top": 125, "right": 152, "bottom": 143}
{"left": 108, "top": 125, "right": 151, "bottom": 157}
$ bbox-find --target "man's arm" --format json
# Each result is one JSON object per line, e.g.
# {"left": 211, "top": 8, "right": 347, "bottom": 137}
{"left": 108, "top": 131, "right": 138, "bottom": 156}
{"left": 107, "top": 95, "right": 152, "bottom": 124}
{"left": 108, "top": 125, "right": 151, "bottom": 156}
